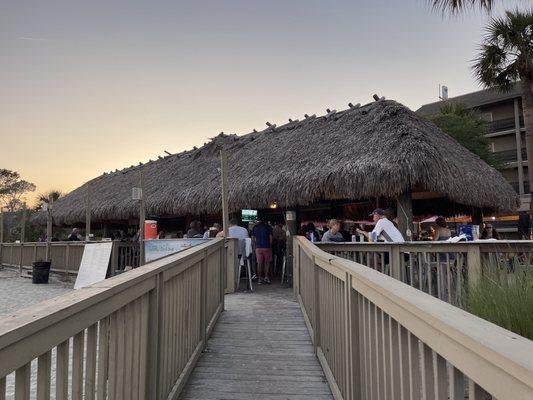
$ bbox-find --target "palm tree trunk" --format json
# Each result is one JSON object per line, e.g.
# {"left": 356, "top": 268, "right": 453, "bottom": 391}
{"left": 521, "top": 78, "right": 533, "bottom": 226}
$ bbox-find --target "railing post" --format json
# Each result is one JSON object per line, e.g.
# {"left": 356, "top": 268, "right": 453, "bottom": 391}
{"left": 110, "top": 241, "right": 118, "bottom": 276}
{"left": 293, "top": 238, "right": 300, "bottom": 299}
{"left": 65, "top": 244, "right": 70, "bottom": 280}
{"left": 390, "top": 244, "right": 401, "bottom": 280}
{"left": 467, "top": 244, "right": 482, "bottom": 285}
{"left": 313, "top": 255, "right": 320, "bottom": 353}
{"left": 19, "top": 243, "right": 24, "bottom": 275}
{"left": 200, "top": 250, "right": 208, "bottom": 350}
{"left": 220, "top": 241, "right": 226, "bottom": 311}
{"left": 344, "top": 272, "right": 357, "bottom": 400}
{"left": 147, "top": 271, "right": 164, "bottom": 400}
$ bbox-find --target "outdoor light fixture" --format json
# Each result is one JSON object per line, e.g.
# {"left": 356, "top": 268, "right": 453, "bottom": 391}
{"left": 132, "top": 187, "right": 142, "bottom": 201}
{"left": 269, "top": 202, "right": 278, "bottom": 209}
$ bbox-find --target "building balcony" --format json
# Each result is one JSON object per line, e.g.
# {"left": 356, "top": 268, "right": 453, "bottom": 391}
{"left": 510, "top": 180, "right": 530, "bottom": 194}
{"left": 492, "top": 147, "right": 527, "bottom": 164}
{"left": 487, "top": 116, "right": 524, "bottom": 134}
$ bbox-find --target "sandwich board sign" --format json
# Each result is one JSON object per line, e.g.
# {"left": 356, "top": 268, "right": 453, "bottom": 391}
{"left": 74, "top": 242, "right": 113, "bottom": 289}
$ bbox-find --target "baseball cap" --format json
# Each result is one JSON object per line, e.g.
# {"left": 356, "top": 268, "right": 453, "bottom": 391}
{"left": 369, "top": 208, "right": 386, "bottom": 217}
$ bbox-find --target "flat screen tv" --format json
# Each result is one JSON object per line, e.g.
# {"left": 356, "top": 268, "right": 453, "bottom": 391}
{"left": 241, "top": 209, "right": 258, "bottom": 223}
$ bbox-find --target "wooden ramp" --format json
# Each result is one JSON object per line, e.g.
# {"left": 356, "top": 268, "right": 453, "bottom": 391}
{"left": 179, "top": 284, "right": 333, "bottom": 400}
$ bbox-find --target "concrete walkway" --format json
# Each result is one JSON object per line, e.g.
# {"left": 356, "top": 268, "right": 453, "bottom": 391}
{"left": 180, "top": 284, "right": 333, "bottom": 400}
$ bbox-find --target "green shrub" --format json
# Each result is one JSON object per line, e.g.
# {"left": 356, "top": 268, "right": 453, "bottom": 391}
{"left": 465, "top": 263, "right": 533, "bottom": 340}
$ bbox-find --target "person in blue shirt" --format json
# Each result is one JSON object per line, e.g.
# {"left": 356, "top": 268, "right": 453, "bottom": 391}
{"left": 252, "top": 219, "right": 273, "bottom": 284}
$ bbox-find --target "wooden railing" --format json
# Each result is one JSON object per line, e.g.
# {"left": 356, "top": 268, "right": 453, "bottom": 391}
{"left": 0, "top": 241, "right": 142, "bottom": 276}
{"left": 317, "top": 241, "right": 533, "bottom": 307}
{"left": 294, "top": 236, "right": 533, "bottom": 400}
{"left": 0, "top": 238, "right": 226, "bottom": 400}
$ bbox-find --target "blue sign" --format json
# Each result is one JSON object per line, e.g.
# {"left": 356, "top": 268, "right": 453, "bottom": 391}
{"left": 144, "top": 239, "right": 208, "bottom": 263}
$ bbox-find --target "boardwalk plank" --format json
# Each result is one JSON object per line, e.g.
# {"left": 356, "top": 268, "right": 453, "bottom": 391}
{"left": 178, "top": 285, "right": 333, "bottom": 399}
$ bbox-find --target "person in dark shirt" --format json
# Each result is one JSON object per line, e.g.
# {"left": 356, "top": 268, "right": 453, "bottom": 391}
{"left": 252, "top": 219, "right": 273, "bottom": 284}
{"left": 67, "top": 228, "right": 82, "bottom": 241}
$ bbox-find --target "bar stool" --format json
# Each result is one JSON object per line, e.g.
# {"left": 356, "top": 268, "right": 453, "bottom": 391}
{"left": 238, "top": 238, "right": 253, "bottom": 291}
{"left": 238, "top": 256, "right": 253, "bottom": 291}
{"left": 280, "top": 249, "right": 287, "bottom": 285}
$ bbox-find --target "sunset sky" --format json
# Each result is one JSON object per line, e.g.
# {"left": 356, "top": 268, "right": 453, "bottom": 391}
{"left": 0, "top": 0, "right": 526, "bottom": 205}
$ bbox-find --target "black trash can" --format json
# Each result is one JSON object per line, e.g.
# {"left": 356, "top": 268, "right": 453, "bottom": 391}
{"left": 32, "top": 261, "right": 51, "bottom": 284}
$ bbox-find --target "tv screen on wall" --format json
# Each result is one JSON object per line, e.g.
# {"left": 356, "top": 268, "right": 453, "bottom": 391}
{"left": 241, "top": 209, "right": 258, "bottom": 223}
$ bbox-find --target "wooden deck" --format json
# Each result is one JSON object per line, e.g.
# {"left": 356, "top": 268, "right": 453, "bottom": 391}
{"left": 179, "top": 283, "right": 333, "bottom": 400}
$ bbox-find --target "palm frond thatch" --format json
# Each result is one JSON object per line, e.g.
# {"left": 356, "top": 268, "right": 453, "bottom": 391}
{"left": 43, "top": 100, "right": 518, "bottom": 225}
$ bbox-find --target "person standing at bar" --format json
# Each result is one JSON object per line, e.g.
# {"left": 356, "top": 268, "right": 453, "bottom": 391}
{"left": 357, "top": 209, "right": 404, "bottom": 243}
{"left": 252, "top": 218, "right": 273, "bottom": 284}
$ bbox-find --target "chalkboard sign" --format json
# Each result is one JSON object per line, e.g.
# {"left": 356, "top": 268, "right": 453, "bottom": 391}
{"left": 74, "top": 242, "right": 113, "bottom": 289}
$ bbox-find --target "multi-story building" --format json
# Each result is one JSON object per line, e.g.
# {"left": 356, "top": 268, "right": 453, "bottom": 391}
{"left": 417, "top": 83, "right": 528, "bottom": 235}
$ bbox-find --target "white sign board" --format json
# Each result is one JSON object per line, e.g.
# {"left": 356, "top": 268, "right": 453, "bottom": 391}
{"left": 145, "top": 239, "right": 208, "bottom": 263}
{"left": 74, "top": 242, "right": 113, "bottom": 289}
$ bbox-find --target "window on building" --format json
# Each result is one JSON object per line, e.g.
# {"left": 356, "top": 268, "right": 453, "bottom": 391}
{"left": 481, "top": 112, "right": 493, "bottom": 122}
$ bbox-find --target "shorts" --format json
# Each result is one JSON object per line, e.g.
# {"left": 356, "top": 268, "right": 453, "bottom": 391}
{"left": 256, "top": 248, "right": 273, "bottom": 264}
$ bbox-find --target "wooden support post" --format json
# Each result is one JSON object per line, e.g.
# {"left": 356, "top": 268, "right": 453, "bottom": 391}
{"left": 0, "top": 207, "right": 3, "bottom": 243}
{"left": 292, "top": 236, "right": 300, "bottom": 298}
{"left": 200, "top": 251, "right": 208, "bottom": 349}
{"left": 19, "top": 242, "right": 24, "bottom": 275}
{"left": 467, "top": 244, "right": 482, "bottom": 285}
{"left": 85, "top": 184, "right": 91, "bottom": 241}
{"left": 313, "top": 255, "right": 320, "bottom": 353}
{"left": 397, "top": 188, "right": 413, "bottom": 241}
{"left": 139, "top": 171, "right": 146, "bottom": 266}
{"left": 147, "top": 272, "right": 163, "bottom": 399}
{"left": 20, "top": 203, "right": 26, "bottom": 243}
{"left": 65, "top": 244, "right": 70, "bottom": 281}
{"left": 390, "top": 244, "right": 401, "bottom": 280}
{"left": 344, "top": 272, "right": 355, "bottom": 400}
{"left": 220, "top": 150, "right": 230, "bottom": 238}
{"left": 0, "top": 208, "right": 3, "bottom": 268}
{"left": 46, "top": 194, "right": 53, "bottom": 262}
{"left": 285, "top": 209, "right": 297, "bottom": 287}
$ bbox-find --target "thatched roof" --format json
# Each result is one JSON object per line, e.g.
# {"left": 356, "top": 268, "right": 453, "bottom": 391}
{"left": 45, "top": 99, "right": 518, "bottom": 225}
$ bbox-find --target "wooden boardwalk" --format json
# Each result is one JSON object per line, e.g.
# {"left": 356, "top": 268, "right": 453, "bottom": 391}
{"left": 179, "top": 284, "right": 333, "bottom": 400}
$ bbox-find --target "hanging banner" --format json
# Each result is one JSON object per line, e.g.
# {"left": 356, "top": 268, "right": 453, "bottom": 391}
{"left": 144, "top": 239, "right": 208, "bottom": 263}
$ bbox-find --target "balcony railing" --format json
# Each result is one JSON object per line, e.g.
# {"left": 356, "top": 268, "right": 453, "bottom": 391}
{"left": 487, "top": 116, "right": 524, "bottom": 133}
{"left": 492, "top": 147, "right": 527, "bottom": 164}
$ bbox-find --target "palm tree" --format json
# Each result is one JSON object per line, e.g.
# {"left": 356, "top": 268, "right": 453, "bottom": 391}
{"left": 35, "top": 190, "right": 63, "bottom": 211}
{"left": 473, "top": 9, "right": 533, "bottom": 211}
{"left": 430, "top": 0, "right": 493, "bottom": 13}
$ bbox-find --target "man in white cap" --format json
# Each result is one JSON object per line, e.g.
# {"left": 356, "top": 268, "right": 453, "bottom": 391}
{"left": 357, "top": 208, "right": 404, "bottom": 243}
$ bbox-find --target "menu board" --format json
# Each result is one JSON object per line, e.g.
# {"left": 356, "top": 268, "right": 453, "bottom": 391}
{"left": 145, "top": 239, "right": 208, "bottom": 263}
{"left": 74, "top": 242, "right": 113, "bottom": 289}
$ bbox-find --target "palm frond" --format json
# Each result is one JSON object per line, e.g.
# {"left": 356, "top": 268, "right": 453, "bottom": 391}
{"left": 431, "top": 0, "right": 493, "bottom": 14}
{"left": 473, "top": 9, "right": 533, "bottom": 92}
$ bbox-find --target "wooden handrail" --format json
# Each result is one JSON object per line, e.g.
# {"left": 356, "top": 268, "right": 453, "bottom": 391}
{"left": 294, "top": 236, "right": 533, "bottom": 400}
{"left": 0, "top": 238, "right": 226, "bottom": 400}
{"left": 317, "top": 240, "right": 533, "bottom": 307}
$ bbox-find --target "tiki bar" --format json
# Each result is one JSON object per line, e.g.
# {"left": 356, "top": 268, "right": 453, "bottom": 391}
{"left": 38, "top": 99, "right": 517, "bottom": 240}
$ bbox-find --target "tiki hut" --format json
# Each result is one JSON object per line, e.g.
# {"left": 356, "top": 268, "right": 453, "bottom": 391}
{"left": 44, "top": 99, "right": 518, "bottom": 230}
